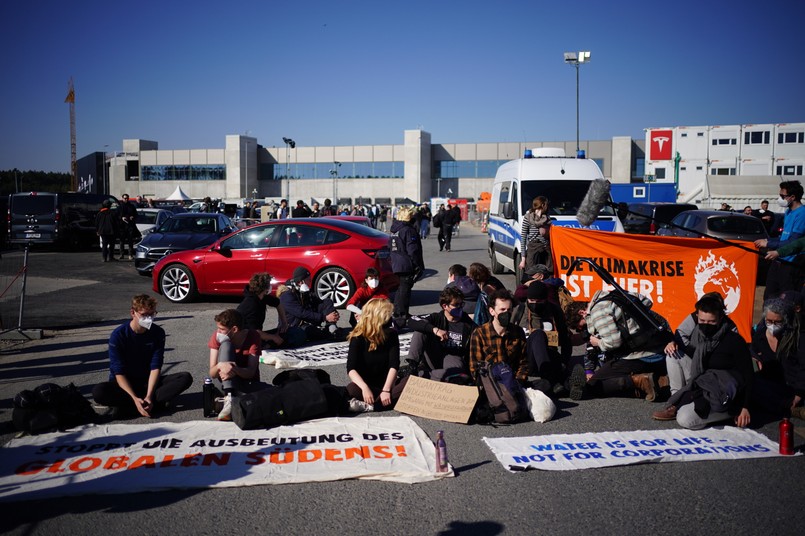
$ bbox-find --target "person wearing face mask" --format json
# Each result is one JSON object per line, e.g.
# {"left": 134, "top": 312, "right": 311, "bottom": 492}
{"left": 278, "top": 266, "right": 340, "bottom": 347}
{"left": 346, "top": 267, "right": 390, "bottom": 327}
{"left": 406, "top": 287, "right": 477, "bottom": 381}
{"left": 664, "top": 292, "right": 738, "bottom": 396}
{"left": 569, "top": 289, "right": 672, "bottom": 402}
{"left": 652, "top": 295, "right": 753, "bottom": 429}
{"left": 522, "top": 282, "right": 572, "bottom": 397}
{"left": 750, "top": 297, "right": 805, "bottom": 421}
{"left": 756, "top": 180, "right": 805, "bottom": 300}
{"left": 236, "top": 272, "right": 288, "bottom": 348}
{"left": 444, "top": 264, "right": 480, "bottom": 317}
{"left": 92, "top": 295, "right": 192, "bottom": 419}
{"left": 208, "top": 308, "right": 266, "bottom": 421}
{"left": 468, "top": 289, "right": 529, "bottom": 385}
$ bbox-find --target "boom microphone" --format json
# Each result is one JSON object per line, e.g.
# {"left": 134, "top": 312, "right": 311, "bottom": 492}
{"left": 576, "top": 179, "right": 612, "bottom": 227}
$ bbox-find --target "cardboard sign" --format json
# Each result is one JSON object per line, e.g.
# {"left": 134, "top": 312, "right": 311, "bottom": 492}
{"left": 395, "top": 376, "right": 479, "bottom": 424}
{"left": 545, "top": 330, "right": 559, "bottom": 347}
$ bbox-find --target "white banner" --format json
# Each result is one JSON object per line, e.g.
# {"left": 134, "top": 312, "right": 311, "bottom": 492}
{"left": 261, "top": 332, "right": 413, "bottom": 369}
{"left": 484, "top": 427, "right": 793, "bottom": 472}
{"left": 0, "top": 416, "right": 449, "bottom": 501}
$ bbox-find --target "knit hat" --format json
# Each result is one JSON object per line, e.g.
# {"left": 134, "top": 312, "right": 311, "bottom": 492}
{"left": 525, "top": 264, "right": 551, "bottom": 277}
{"left": 292, "top": 267, "right": 310, "bottom": 283}
{"left": 527, "top": 281, "right": 548, "bottom": 300}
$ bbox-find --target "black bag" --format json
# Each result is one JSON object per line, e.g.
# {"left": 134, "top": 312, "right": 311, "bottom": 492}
{"left": 231, "top": 380, "right": 330, "bottom": 430}
{"left": 12, "top": 382, "right": 96, "bottom": 434}
{"left": 432, "top": 212, "right": 443, "bottom": 228}
{"left": 474, "top": 361, "right": 529, "bottom": 424}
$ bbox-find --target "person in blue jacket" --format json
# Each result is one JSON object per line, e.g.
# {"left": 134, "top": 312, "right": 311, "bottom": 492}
{"left": 389, "top": 206, "right": 424, "bottom": 327}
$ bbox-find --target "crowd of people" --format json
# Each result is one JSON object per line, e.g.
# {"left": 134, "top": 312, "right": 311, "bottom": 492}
{"left": 91, "top": 182, "right": 805, "bottom": 434}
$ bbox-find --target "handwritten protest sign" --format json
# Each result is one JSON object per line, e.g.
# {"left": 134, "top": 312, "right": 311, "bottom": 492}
{"left": 395, "top": 376, "right": 478, "bottom": 424}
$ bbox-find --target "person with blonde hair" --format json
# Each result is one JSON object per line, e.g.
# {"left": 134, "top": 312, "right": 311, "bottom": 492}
{"left": 345, "top": 299, "right": 407, "bottom": 411}
{"left": 389, "top": 205, "right": 424, "bottom": 326}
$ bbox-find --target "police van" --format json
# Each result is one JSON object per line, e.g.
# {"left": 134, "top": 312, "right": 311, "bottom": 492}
{"left": 487, "top": 148, "right": 622, "bottom": 280}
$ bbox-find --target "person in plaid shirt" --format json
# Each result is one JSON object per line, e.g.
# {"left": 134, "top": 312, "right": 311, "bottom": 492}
{"left": 468, "top": 289, "right": 529, "bottom": 384}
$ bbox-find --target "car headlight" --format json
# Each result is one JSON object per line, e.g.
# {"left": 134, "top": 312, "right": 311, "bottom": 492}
{"left": 136, "top": 245, "right": 148, "bottom": 253}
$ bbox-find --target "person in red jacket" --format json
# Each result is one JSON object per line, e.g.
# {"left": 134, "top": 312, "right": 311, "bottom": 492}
{"left": 346, "top": 267, "right": 390, "bottom": 327}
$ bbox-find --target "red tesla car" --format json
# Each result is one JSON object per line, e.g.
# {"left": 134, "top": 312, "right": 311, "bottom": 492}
{"left": 152, "top": 218, "right": 397, "bottom": 307}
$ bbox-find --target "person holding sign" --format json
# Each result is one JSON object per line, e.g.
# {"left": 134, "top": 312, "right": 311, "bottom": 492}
{"left": 345, "top": 299, "right": 407, "bottom": 411}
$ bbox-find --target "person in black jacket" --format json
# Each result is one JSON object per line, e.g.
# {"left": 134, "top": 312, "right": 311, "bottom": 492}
{"left": 407, "top": 287, "right": 477, "bottom": 380}
{"left": 441, "top": 203, "right": 460, "bottom": 252}
{"left": 389, "top": 206, "right": 424, "bottom": 326}
{"left": 117, "top": 193, "right": 139, "bottom": 260}
{"left": 94, "top": 199, "right": 119, "bottom": 263}
{"left": 236, "top": 272, "right": 288, "bottom": 348}
{"left": 522, "top": 281, "right": 572, "bottom": 396}
{"left": 278, "top": 267, "right": 340, "bottom": 347}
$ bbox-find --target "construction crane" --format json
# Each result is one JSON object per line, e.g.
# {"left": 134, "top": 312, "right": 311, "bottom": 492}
{"left": 65, "top": 77, "right": 76, "bottom": 191}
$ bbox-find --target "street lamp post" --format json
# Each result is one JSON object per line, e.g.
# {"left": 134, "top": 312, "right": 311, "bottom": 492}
{"left": 282, "top": 137, "right": 295, "bottom": 201}
{"left": 564, "top": 51, "right": 591, "bottom": 155}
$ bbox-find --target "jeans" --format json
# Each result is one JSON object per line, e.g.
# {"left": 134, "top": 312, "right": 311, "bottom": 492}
{"left": 676, "top": 403, "right": 730, "bottom": 430}
{"left": 666, "top": 353, "right": 692, "bottom": 395}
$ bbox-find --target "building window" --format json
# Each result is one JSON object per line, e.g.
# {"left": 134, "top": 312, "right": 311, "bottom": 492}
{"left": 272, "top": 161, "right": 404, "bottom": 180}
{"left": 744, "top": 131, "right": 770, "bottom": 145}
{"left": 632, "top": 158, "right": 645, "bottom": 179}
{"left": 680, "top": 166, "right": 687, "bottom": 171}
{"left": 697, "top": 132, "right": 704, "bottom": 137}
{"left": 140, "top": 164, "right": 226, "bottom": 181}
{"left": 655, "top": 168, "right": 666, "bottom": 180}
{"left": 696, "top": 166, "right": 703, "bottom": 171}
{"left": 777, "top": 165, "right": 804, "bottom": 175}
{"left": 434, "top": 160, "right": 504, "bottom": 179}
{"left": 778, "top": 132, "right": 805, "bottom": 144}
{"left": 681, "top": 133, "right": 687, "bottom": 138}
{"left": 711, "top": 138, "right": 737, "bottom": 146}
{"left": 634, "top": 187, "right": 646, "bottom": 198}
{"left": 710, "top": 167, "right": 736, "bottom": 176}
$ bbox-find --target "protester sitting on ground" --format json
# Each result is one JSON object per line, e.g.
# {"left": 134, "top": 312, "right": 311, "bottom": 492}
{"left": 407, "top": 287, "right": 477, "bottom": 381}
{"left": 346, "top": 267, "right": 391, "bottom": 327}
{"left": 469, "top": 262, "right": 506, "bottom": 296}
{"left": 568, "top": 289, "right": 671, "bottom": 402}
{"left": 445, "top": 263, "right": 480, "bottom": 316}
{"left": 664, "top": 292, "right": 737, "bottom": 395}
{"left": 93, "top": 294, "right": 192, "bottom": 419}
{"left": 750, "top": 298, "right": 805, "bottom": 421}
{"left": 236, "top": 272, "right": 287, "bottom": 348}
{"left": 512, "top": 264, "right": 570, "bottom": 326}
{"left": 652, "top": 295, "right": 753, "bottom": 429}
{"left": 468, "top": 289, "right": 529, "bottom": 385}
{"left": 278, "top": 267, "right": 340, "bottom": 346}
{"left": 208, "top": 309, "right": 266, "bottom": 421}
{"left": 521, "top": 282, "right": 573, "bottom": 397}
{"left": 345, "top": 299, "right": 407, "bottom": 412}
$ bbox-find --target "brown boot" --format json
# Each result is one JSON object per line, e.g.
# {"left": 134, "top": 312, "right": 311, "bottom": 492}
{"left": 631, "top": 373, "right": 657, "bottom": 402}
{"left": 652, "top": 405, "right": 677, "bottom": 421}
{"left": 657, "top": 375, "right": 670, "bottom": 389}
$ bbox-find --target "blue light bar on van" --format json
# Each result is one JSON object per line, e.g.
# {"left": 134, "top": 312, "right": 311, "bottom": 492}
{"left": 524, "top": 149, "right": 533, "bottom": 159}
{"left": 577, "top": 150, "right": 586, "bottom": 159}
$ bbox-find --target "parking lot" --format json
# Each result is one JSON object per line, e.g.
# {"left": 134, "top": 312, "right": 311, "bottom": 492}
{"left": 0, "top": 226, "right": 803, "bottom": 535}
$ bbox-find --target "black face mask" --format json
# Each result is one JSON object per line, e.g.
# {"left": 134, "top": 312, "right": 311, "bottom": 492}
{"left": 698, "top": 323, "right": 720, "bottom": 338}
{"left": 528, "top": 302, "right": 549, "bottom": 316}
{"left": 496, "top": 311, "right": 511, "bottom": 328}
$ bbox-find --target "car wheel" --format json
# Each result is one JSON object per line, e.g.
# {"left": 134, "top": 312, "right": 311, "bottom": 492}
{"left": 314, "top": 267, "right": 355, "bottom": 309}
{"left": 159, "top": 264, "right": 197, "bottom": 303}
{"left": 513, "top": 251, "right": 523, "bottom": 282}
{"left": 489, "top": 243, "right": 504, "bottom": 274}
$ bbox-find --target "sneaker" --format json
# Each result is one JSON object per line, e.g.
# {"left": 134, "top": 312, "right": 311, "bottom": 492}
{"left": 91, "top": 404, "right": 119, "bottom": 419}
{"left": 652, "top": 405, "right": 677, "bottom": 421}
{"left": 569, "top": 364, "right": 587, "bottom": 401}
{"left": 217, "top": 393, "right": 233, "bottom": 421}
{"left": 792, "top": 406, "right": 805, "bottom": 420}
{"left": 348, "top": 398, "right": 374, "bottom": 413}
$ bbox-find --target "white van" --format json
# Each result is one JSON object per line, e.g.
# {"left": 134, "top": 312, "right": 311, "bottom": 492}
{"left": 487, "top": 148, "right": 622, "bottom": 279}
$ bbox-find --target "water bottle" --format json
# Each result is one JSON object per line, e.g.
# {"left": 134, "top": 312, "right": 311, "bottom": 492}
{"left": 779, "top": 417, "right": 794, "bottom": 455}
{"left": 435, "top": 430, "right": 449, "bottom": 472}
{"left": 203, "top": 377, "right": 215, "bottom": 418}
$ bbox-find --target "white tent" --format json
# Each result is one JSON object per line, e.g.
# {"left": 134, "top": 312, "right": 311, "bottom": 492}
{"left": 165, "top": 186, "right": 192, "bottom": 201}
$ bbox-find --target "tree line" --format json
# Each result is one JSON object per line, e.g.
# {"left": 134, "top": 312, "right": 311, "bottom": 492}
{"left": 0, "top": 169, "right": 72, "bottom": 196}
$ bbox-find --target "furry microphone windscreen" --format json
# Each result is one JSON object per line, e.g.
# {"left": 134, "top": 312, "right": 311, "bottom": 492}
{"left": 576, "top": 179, "right": 611, "bottom": 227}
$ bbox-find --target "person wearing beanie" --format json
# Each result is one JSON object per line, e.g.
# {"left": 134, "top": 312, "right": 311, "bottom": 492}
{"left": 278, "top": 266, "right": 341, "bottom": 346}
{"left": 523, "top": 281, "right": 573, "bottom": 398}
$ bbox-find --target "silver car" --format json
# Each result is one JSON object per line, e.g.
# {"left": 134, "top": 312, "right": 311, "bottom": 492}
{"left": 656, "top": 210, "right": 769, "bottom": 242}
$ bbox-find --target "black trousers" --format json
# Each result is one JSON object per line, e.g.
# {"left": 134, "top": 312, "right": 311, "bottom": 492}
{"left": 526, "top": 330, "right": 565, "bottom": 385}
{"left": 93, "top": 372, "right": 193, "bottom": 413}
{"left": 586, "top": 359, "right": 665, "bottom": 398}
{"left": 442, "top": 224, "right": 454, "bottom": 251}
{"left": 393, "top": 273, "right": 416, "bottom": 320}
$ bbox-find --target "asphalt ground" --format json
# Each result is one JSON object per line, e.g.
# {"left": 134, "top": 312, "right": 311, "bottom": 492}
{"left": 0, "top": 225, "right": 803, "bottom": 536}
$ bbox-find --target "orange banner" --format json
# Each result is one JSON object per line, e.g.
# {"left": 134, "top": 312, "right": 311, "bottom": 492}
{"left": 550, "top": 227, "right": 759, "bottom": 341}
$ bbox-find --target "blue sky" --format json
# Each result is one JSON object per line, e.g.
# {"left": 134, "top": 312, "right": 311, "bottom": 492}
{"left": 1, "top": 0, "right": 803, "bottom": 173}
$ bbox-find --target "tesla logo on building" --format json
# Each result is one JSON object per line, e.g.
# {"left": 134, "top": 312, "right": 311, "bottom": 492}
{"left": 650, "top": 130, "right": 673, "bottom": 160}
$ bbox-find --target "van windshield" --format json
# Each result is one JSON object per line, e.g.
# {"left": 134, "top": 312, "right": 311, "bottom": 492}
{"left": 520, "top": 181, "right": 616, "bottom": 217}
{"left": 11, "top": 195, "right": 55, "bottom": 215}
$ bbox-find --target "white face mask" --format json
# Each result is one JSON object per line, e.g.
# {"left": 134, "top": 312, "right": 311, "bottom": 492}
{"left": 137, "top": 315, "right": 154, "bottom": 330}
{"left": 778, "top": 196, "right": 791, "bottom": 208}
{"left": 367, "top": 278, "right": 379, "bottom": 289}
{"left": 299, "top": 282, "right": 310, "bottom": 293}
{"left": 216, "top": 331, "right": 230, "bottom": 344}
{"left": 766, "top": 323, "right": 784, "bottom": 337}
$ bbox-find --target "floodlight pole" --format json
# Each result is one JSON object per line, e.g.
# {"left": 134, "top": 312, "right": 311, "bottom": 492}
{"left": 564, "top": 51, "right": 590, "bottom": 155}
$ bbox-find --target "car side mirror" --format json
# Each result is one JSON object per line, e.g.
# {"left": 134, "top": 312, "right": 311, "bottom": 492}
{"left": 502, "top": 202, "right": 515, "bottom": 220}
{"left": 217, "top": 245, "right": 232, "bottom": 258}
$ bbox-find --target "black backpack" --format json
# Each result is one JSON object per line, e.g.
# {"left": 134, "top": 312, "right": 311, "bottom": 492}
{"left": 12, "top": 382, "right": 97, "bottom": 434}
{"left": 474, "top": 361, "right": 529, "bottom": 424}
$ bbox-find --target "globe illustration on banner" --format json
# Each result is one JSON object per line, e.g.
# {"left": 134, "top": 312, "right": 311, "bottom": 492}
{"left": 693, "top": 251, "right": 741, "bottom": 313}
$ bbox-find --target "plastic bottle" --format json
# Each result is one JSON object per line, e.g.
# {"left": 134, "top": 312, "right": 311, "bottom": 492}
{"left": 779, "top": 417, "right": 794, "bottom": 455}
{"left": 436, "top": 430, "right": 449, "bottom": 472}
{"left": 203, "top": 378, "right": 215, "bottom": 418}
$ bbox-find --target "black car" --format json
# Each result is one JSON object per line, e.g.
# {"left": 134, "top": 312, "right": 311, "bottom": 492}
{"left": 134, "top": 213, "right": 235, "bottom": 274}
{"left": 622, "top": 202, "right": 698, "bottom": 235}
